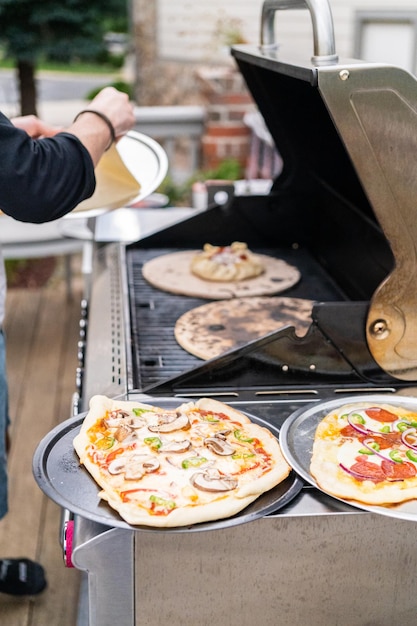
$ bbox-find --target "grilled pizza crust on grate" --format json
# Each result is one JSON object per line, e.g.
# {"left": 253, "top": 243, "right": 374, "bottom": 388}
{"left": 73, "top": 395, "right": 291, "bottom": 527}
{"left": 310, "top": 402, "right": 417, "bottom": 506}
{"left": 141, "top": 250, "right": 300, "bottom": 299}
{"left": 174, "top": 296, "right": 313, "bottom": 360}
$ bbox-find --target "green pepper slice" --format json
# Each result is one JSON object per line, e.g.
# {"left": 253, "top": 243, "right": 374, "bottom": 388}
{"left": 232, "top": 451, "right": 255, "bottom": 460}
{"left": 389, "top": 449, "right": 403, "bottom": 463}
{"left": 396, "top": 422, "right": 412, "bottom": 433}
{"left": 350, "top": 412, "right": 366, "bottom": 425}
{"left": 149, "top": 495, "right": 176, "bottom": 511}
{"left": 234, "top": 429, "right": 254, "bottom": 443}
{"left": 144, "top": 436, "right": 162, "bottom": 451}
{"left": 133, "top": 407, "right": 148, "bottom": 416}
{"left": 380, "top": 425, "right": 391, "bottom": 433}
{"left": 182, "top": 457, "right": 208, "bottom": 469}
{"left": 406, "top": 449, "right": 417, "bottom": 463}
{"left": 204, "top": 414, "right": 219, "bottom": 423}
{"left": 359, "top": 441, "right": 380, "bottom": 455}
{"left": 95, "top": 436, "right": 115, "bottom": 450}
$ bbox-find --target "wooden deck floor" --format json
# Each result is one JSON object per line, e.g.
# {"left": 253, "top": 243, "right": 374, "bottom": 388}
{"left": 0, "top": 267, "right": 83, "bottom": 625}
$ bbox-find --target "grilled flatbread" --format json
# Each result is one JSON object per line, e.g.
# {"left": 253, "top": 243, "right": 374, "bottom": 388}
{"left": 175, "top": 296, "right": 313, "bottom": 360}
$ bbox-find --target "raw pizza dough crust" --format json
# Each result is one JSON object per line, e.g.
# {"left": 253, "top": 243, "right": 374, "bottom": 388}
{"left": 311, "top": 401, "right": 417, "bottom": 505}
{"left": 175, "top": 296, "right": 314, "bottom": 360}
{"left": 73, "top": 395, "right": 291, "bottom": 527}
{"left": 142, "top": 250, "right": 300, "bottom": 299}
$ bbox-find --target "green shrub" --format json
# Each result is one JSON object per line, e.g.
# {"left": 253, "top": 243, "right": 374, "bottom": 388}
{"left": 86, "top": 80, "right": 133, "bottom": 100}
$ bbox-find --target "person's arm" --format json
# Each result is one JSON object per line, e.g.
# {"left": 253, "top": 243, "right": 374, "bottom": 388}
{"left": 64, "top": 87, "right": 135, "bottom": 166}
{"left": 0, "top": 87, "right": 135, "bottom": 223}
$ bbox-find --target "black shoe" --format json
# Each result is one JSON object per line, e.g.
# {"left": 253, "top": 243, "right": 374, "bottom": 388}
{"left": 0, "top": 558, "right": 47, "bottom": 596}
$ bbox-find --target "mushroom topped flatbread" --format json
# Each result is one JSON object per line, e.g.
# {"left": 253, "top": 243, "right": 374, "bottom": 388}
{"left": 73, "top": 395, "right": 291, "bottom": 527}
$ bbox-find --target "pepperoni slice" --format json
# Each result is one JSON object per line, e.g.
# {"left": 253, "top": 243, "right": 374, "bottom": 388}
{"left": 365, "top": 407, "right": 398, "bottom": 423}
{"left": 349, "top": 460, "right": 386, "bottom": 482}
{"left": 368, "top": 433, "right": 402, "bottom": 449}
{"left": 381, "top": 459, "right": 417, "bottom": 480}
{"left": 339, "top": 425, "right": 401, "bottom": 449}
{"left": 340, "top": 424, "right": 360, "bottom": 438}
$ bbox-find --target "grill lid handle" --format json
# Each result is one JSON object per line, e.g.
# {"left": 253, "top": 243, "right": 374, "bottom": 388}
{"left": 260, "top": 0, "right": 338, "bottom": 65}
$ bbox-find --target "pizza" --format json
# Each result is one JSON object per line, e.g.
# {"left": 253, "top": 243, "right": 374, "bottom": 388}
{"left": 190, "top": 241, "right": 265, "bottom": 282}
{"left": 73, "top": 395, "right": 291, "bottom": 527}
{"left": 310, "top": 401, "right": 417, "bottom": 506}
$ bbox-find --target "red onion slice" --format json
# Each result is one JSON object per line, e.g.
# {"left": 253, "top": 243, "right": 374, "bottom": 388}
{"left": 361, "top": 438, "right": 395, "bottom": 463}
{"left": 339, "top": 462, "right": 383, "bottom": 482}
{"left": 401, "top": 428, "right": 417, "bottom": 451}
{"left": 346, "top": 410, "right": 400, "bottom": 436}
{"left": 346, "top": 411, "right": 369, "bottom": 435}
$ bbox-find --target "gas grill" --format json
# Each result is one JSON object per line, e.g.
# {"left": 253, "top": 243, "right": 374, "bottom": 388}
{"left": 34, "top": 1, "right": 417, "bottom": 624}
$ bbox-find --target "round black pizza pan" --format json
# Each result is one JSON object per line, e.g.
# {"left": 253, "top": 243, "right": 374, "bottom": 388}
{"left": 33, "top": 399, "right": 303, "bottom": 533}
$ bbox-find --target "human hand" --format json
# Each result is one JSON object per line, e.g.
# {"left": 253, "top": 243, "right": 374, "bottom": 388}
{"left": 87, "top": 86, "right": 135, "bottom": 139}
{"left": 10, "top": 114, "right": 63, "bottom": 138}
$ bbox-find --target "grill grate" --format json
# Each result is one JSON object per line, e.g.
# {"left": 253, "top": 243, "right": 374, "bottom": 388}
{"left": 125, "top": 246, "right": 347, "bottom": 391}
{"left": 126, "top": 248, "right": 204, "bottom": 389}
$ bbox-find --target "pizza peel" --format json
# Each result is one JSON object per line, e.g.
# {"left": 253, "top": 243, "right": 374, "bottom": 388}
{"left": 142, "top": 250, "right": 301, "bottom": 299}
{"left": 175, "top": 296, "right": 314, "bottom": 360}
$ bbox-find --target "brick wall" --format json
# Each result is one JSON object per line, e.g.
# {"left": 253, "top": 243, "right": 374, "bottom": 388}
{"left": 197, "top": 68, "right": 255, "bottom": 172}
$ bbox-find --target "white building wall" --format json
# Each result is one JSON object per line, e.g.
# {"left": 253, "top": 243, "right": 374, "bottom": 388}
{"left": 156, "top": 0, "right": 417, "bottom": 70}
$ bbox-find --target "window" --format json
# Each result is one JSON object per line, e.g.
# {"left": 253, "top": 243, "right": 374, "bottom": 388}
{"left": 354, "top": 11, "right": 417, "bottom": 74}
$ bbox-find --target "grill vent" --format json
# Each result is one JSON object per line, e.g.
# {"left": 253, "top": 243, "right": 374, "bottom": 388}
{"left": 109, "top": 247, "right": 124, "bottom": 386}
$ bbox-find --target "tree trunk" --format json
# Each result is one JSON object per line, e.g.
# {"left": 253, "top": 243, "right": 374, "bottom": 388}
{"left": 132, "top": 0, "right": 157, "bottom": 104}
{"left": 17, "top": 59, "right": 38, "bottom": 116}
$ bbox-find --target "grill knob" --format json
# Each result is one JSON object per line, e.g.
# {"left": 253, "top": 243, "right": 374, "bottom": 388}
{"left": 63, "top": 520, "right": 75, "bottom": 568}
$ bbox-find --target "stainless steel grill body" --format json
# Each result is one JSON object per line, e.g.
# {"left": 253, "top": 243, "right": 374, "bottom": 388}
{"left": 71, "top": 506, "right": 417, "bottom": 626}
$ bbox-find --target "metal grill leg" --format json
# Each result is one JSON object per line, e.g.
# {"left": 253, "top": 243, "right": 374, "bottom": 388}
{"left": 71, "top": 517, "right": 135, "bottom": 626}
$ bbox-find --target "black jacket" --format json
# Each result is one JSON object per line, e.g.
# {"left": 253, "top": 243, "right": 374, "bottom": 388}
{"left": 0, "top": 112, "right": 95, "bottom": 223}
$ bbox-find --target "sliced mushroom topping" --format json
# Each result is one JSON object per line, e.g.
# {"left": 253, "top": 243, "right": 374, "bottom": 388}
{"left": 126, "top": 415, "right": 146, "bottom": 429}
{"left": 215, "top": 429, "right": 232, "bottom": 438}
{"left": 124, "top": 463, "right": 145, "bottom": 481}
{"left": 121, "top": 431, "right": 139, "bottom": 444}
{"left": 148, "top": 412, "right": 190, "bottom": 433}
{"left": 104, "top": 410, "right": 129, "bottom": 428}
{"left": 159, "top": 440, "right": 191, "bottom": 453}
{"left": 124, "top": 455, "right": 160, "bottom": 480}
{"left": 114, "top": 424, "right": 132, "bottom": 442}
{"left": 190, "top": 468, "right": 238, "bottom": 493}
{"left": 204, "top": 437, "right": 235, "bottom": 456}
{"left": 107, "top": 458, "right": 126, "bottom": 475}
{"left": 108, "top": 454, "right": 160, "bottom": 479}
{"left": 141, "top": 457, "right": 160, "bottom": 472}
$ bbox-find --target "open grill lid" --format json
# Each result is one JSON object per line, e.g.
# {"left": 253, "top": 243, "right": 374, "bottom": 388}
{"left": 231, "top": 0, "right": 417, "bottom": 381}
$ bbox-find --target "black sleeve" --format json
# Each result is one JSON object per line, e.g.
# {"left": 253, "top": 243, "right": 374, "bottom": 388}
{"left": 0, "top": 113, "right": 96, "bottom": 223}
